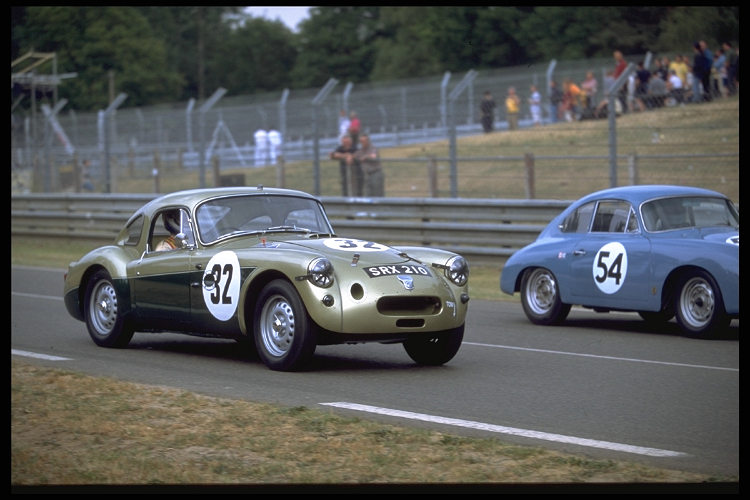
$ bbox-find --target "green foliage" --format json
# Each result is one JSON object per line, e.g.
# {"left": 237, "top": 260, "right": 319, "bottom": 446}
{"left": 11, "top": 6, "right": 738, "bottom": 112}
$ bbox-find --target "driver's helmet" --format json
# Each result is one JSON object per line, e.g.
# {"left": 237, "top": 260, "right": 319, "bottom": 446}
{"left": 163, "top": 209, "right": 181, "bottom": 235}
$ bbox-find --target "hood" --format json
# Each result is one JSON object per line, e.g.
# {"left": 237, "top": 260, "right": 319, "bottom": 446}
{"left": 260, "top": 236, "right": 416, "bottom": 266}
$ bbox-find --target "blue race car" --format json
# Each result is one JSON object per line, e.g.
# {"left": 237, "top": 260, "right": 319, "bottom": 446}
{"left": 500, "top": 185, "right": 738, "bottom": 338}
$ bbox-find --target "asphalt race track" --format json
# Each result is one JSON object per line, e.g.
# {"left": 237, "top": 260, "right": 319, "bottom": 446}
{"left": 12, "top": 265, "right": 738, "bottom": 478}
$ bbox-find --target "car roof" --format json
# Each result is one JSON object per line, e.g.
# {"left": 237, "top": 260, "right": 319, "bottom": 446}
{"left": 576, "top": 185, "right": 728, "bottom": 206}
{"left": 139, "top": 186, "right": 318, "bottom": 214}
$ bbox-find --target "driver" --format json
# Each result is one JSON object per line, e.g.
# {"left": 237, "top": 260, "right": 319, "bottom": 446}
{"left": 155, "top": 209, "right": 181, "bottom": 251}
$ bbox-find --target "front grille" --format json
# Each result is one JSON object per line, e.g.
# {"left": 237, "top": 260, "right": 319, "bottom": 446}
{"left": 376, "top": 296, "right": 441, "bottom": 316}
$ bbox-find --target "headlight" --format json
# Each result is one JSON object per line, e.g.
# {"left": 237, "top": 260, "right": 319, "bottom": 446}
{"left": 307, "top": 257, "right": 334, "bottom": 288}
{"left": 445, "top": 255, "right": 469, "bottom": 287}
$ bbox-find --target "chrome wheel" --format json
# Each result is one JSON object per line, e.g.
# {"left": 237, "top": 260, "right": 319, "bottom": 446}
{"left": 88, "top": 279, "right": 119, "bottom": 336}
{"left": 520, "top": 268, "right": 571, "bottom": 325}
{"left": 259, "top": 294, "right": 296, "bottom": 358}
{"left": 674, "top": 270, "right": 729, "bottom": 338}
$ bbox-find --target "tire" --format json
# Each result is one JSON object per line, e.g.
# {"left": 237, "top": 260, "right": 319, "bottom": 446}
{"left": 83, "top": 269, "right": 134, "bottom": 348}
{"left": 403, "top": 325, "right": 464, "bottom": 366}
{"left": 674, "top": 270, "right": 729, "bottom": 338}
{"left": 638, "top": 309, "right": 674, "bottom": 324}
{"left": 253, "top": 279, "right": 317, "bottom": 371}
{"left": 520, "top": 268, "right": 571, "bottom": 325}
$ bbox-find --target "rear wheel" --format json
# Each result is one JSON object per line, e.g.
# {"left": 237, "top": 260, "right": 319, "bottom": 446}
{"left": 403, "top": 325, "right": 464, "bottom": 366}
{"left": 253, "top": 280, "right": 317, "bottom": 371}
{"left": 84, "top": 270, "right": 134, "bottom": 348}
{"left": 674, "top": 270, "right": 729, "bottom": 338}
{"left": 520, "top": 268, "right": 571, "bottom": 325}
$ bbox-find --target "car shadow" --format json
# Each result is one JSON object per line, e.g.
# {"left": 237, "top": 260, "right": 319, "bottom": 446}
{"left": 559, "top": 314, "right": 739, "bottom": 340}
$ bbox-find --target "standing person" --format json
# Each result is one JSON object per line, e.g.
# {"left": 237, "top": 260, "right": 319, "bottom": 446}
{"left": 338, "top": 109, "right": 350, "bottom": 140}
{"left": 528, "top": 85, "right": 542, "bottom": 127}
{"left": 561, "top": 78, "right": 582, "bottom": 122}
{"left": 612, "top": 50, "right": 628, "bottom": 112}
{"left": 711, "top": 48, "right": 726, "bottom": 98}
{"left": 580, "top": 71, "right": 598, "bottom": 116}
{"left": 347, "top": 111, "right": 361, "bottom": 149}
{"left": 505, "top": 87, "right": 520, "bottom": 130}
{"left": 329, "top": 134, "right": 359, "bottom": 197}
{"left": 267, "top": 128, "right": 282, "bottom": 165}
{"left": 548, "top": 80, "right": 562, "bottom": 123}
{"left": 253, "top": 128, "right": 268, "bottom": 166}
{"left": 722, "top": 42, "right": 738, "bottom": 95}
{"left": 699, "top": 40, "right": 713, "bottom": 101}
{"left": 691, "top": 42, "right": 709, "bottom": 103}
{"left": 480, "top": 91, "right": 496, "bottom": 133}
{"left": 354, "top": 134, "right": 384, "bottom": 197}
{"left": 670, "top": 54, "right": 689, "bottom": 89}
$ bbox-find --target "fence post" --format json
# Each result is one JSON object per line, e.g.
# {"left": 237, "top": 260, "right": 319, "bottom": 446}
{"left": 276, "top": 155, "right": 285, "bottom": 188}
{"left": 128, "top": 146, "right": 135, "bottom": 177}
{"left": 428, "top": 156, "right": 438, "bottom": 197}
{"left": 152, "top": 167, "right": 160, "bottom": 193}
{"left": 212, "top": 155, "right": 220, "bottom": 187}
{"left": 628, "top": 153, "right": 638, "bottom": 185}
{"left": 524, "top": 153, "right": 535, "bottom": 199}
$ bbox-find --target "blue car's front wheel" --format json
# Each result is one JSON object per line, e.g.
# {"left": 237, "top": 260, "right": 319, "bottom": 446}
{"left": 674, "top": 270, "right": 729, "bottom": 338}
{"left": 520, "top": 267, "right": 571, "bottom": 325}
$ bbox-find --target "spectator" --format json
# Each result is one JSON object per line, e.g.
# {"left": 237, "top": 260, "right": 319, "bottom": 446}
{"left": 712, "top": 48, "right": 726, "bottom": 98}
{"left": 348, "top": 111, "right": 361, "bottom": 148}
{"left": 647, "top": 72, "right": 668, "bottom": 108}
{"left": 722, "top": 42, "right": 738, "bottom": 95}
{"left": 612, "top": 50, "right": 628, "bottom": 112}
{"left": 480, "top": 91, "right": 496, "bottom": 133}
{"left": 561, "top": 78, "right": 582, "bottom": 122}
{"left": 505, "top": 87, "right": 520, "bottom": 130}
{"left": 699, "top": 40, "right": 713, "bottom": 101}
{"left": 329, "top": 134, "right": 360, "bottom": 197}
{"left": 267, "top": 128, "right": 282, "bottom": 165}
{"left": 528, "top": 84, "right": 542, "bottom": 126}
{"left": 633, "top": 61, "right": 650, "bottom": 112}
{"left": 691, "top": 42, "right": 710, "bottom": 103}
{"left": 669, "top": 54, "right": 689, "bottom": 89}
{"left": 338, "top": 109, "right": 350, "bottom": 140}
{"left": 253, "top": 128, "right": 268, "bottom": 166}
{"left": 354, "top": 134, "right": 384, "bottom": 197}
{"left": 666, "top": 69, "right": 685, "bottom": 105}
{"left": 580, "top": 71, "right": 598, "bottom": 118}
{"left": 548, "top": 80, "right": 563, "bottom": 123}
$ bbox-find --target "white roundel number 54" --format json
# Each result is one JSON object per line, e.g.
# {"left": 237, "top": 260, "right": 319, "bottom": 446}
{"left": 592, "top": 242, "right": 628, "bottom": 294}
{"left": 202, "top": 251, "right": 240, "bottom": 321}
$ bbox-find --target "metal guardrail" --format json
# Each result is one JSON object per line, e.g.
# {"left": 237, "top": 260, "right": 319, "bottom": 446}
{"left": 11, "top": 193, "right": 571, "bottom": 264}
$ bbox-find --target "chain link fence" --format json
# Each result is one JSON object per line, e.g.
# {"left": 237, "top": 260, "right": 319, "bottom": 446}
{"left": 11, "top": 54, "right": 739, "bottom": 202}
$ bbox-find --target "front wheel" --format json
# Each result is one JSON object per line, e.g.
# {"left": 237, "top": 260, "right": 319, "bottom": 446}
{"left": 520, "top": 268, "right": 571, "bottom": 325}
{"left": 403, "top": 325, "right": 464, "bottom": 366}
{"left": 674, "top": 270, "right": 729, "bottom": 338}
{"left": 253, "top": 280, "right": 317, "bottom": 371}
{"left": 83, "top": 270, "right": 134, "bottom": 348}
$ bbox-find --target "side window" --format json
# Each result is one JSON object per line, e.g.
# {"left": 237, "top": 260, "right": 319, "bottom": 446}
{"left": 591, "top": 201, "right": 633, "bottom": 233}
{"left": 150, "top": 208, "right": 195, "bottom": 252}
{"left": 117, "top": 215, "right": 144, "bottom": 246}
{"left": 560, "top": 202, "right": 595, "bottom": 233}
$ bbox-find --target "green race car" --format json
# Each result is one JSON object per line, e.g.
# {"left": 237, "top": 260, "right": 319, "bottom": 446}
{"left": 63, "top": 186, "right": 470, "bottom": 371}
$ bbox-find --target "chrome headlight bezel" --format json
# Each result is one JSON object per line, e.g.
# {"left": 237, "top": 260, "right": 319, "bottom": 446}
{"left": 307, "top": 257, "right": 334, "bottom": 288}
{"left": 445, "top": 255, "right": 469, "bottom": 287}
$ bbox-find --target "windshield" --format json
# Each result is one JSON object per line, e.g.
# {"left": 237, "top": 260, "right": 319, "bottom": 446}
{"left": 195, "top": 194, "right": 334, "bottom": 243}
{"left": 640, "top": 196, "right": 739, "bottom": 232}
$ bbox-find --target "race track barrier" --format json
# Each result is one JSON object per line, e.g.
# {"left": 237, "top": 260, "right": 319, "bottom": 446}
{"left": 11, "top": 193, "right": 571, "bottom": 265}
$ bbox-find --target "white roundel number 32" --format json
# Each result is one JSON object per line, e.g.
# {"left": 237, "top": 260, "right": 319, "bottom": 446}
{"left": 592, "top": 242, "right": 628, "bottom": 294}
{"left": 202, "top": 251, "right": 241, "bottom": 321}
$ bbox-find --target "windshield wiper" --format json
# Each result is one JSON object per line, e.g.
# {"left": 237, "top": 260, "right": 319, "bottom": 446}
{"left": 264, "top": 226, "right": 312, "bottom": 233}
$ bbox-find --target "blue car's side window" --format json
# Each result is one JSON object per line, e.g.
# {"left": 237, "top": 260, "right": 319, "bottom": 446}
{"left": 561, "top": 202, "right": 595, "bottom": 233}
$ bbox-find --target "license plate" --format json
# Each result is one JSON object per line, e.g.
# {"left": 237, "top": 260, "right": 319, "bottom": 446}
{"left": 363, "top": 264, "right": 431, "bottom": 278}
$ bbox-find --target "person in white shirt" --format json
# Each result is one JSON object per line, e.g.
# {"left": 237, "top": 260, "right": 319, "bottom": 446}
{"left": 254, "top": 129, "right": 268, "bottom": 166}
{"left": 267, "top": 129, "right": 282, "bottom": 165}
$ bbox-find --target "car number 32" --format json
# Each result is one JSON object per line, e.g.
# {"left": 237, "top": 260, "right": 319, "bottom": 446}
{"left": 202, "top": 251, "right": 241, "bottom": 321}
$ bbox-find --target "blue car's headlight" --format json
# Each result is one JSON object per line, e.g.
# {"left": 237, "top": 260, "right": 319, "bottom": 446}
{"left": 445, "top": 255, "right": 469, "bottom": 287}
{"left": 307, "top": 257, "right": 334, "bottom": 288}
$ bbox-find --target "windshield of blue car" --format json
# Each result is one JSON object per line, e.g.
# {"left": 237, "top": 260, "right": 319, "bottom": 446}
{"left": 195, "top": 194, "right": 334, "bottom": 244}
{"left": 640, "top": 196, "right": 739, "bottom": 232}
